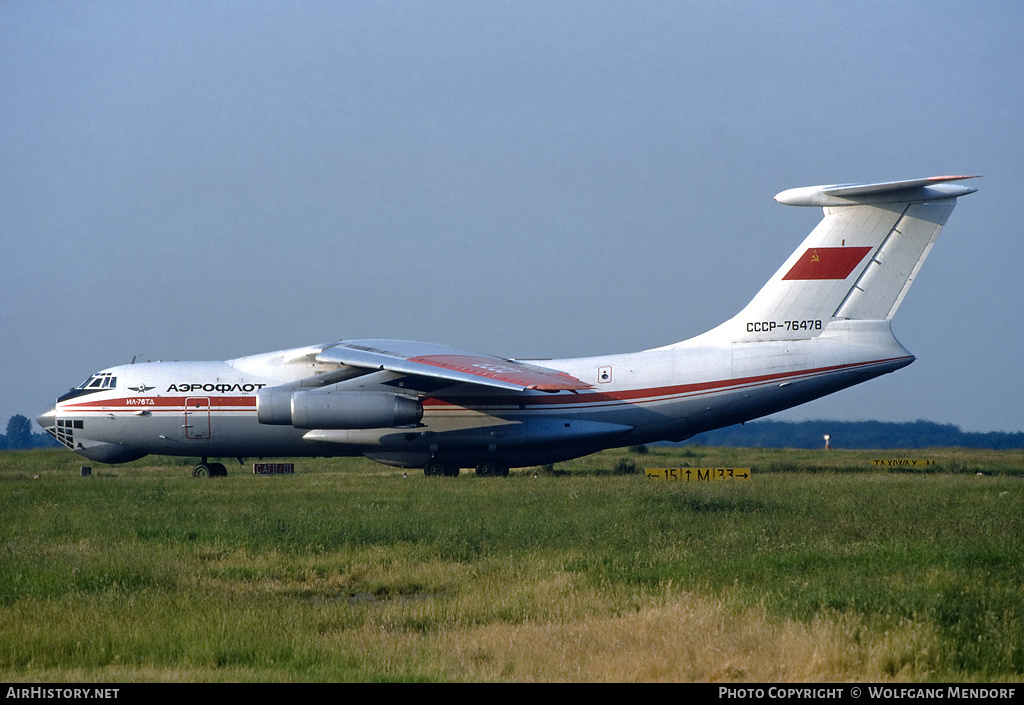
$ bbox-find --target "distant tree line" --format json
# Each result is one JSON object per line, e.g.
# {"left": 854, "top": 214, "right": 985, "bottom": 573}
{"left": 677, "top": 419, "right": 1024, "bottom": 450}
{"left": 1, "top": 415, "right": 60, "bottom": 450}
{"left": 4, "top": 414, "right": 1023, "bottom": 453}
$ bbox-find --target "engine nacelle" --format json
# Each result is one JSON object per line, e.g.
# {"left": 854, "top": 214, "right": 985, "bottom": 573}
{"left": 256, "top": 389, "right": 423, "bottom": 429}
{"left": 256, "top": 388, "right": 295, "bottom": 425}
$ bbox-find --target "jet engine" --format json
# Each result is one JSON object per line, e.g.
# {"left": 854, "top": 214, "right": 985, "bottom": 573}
{"left": 256, "top": 389, "right": 423, "bottom": 429}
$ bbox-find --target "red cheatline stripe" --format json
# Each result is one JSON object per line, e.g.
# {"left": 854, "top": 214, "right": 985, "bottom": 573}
{"left": 782, "top": 247, "right": 872, "bottom": 280}
{"left": 61, "top": 396, "right": 257, "bottom": 411}
{"left": 56, "top": 356, "right": 909, "bottom": 415}
{"left": 423, "top": 356, "right": 911, "bottom": 410}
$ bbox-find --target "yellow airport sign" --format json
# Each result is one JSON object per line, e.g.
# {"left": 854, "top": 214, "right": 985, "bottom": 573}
{"left": 645, "top": 467, "right": 751, "bottom": 482}
{"left": 871, "top": 459, "right": 936, "bottom": 468}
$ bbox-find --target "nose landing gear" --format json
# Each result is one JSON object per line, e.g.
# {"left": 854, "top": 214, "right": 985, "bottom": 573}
{"left": 192, "top": 458, "right": 227, "bottom": 478}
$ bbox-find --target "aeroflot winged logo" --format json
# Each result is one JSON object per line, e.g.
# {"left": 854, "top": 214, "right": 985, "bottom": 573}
{"left": 782, "top": 247, "right": 872, "bottom": 280}
{"left": 128, "top": 384, "right": 155, "bottom": 393}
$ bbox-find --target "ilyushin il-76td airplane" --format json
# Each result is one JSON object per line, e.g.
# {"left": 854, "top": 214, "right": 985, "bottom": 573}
{"left": 38, "top": 175, "right": 977, "bottom": 477}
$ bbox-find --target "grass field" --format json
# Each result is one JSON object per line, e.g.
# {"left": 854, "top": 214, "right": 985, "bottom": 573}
{"left": 1, "top": 446, "right": 1022, "bottom": 682}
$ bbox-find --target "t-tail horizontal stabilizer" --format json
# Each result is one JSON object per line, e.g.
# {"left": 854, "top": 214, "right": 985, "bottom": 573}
{"left": 697, "top": 175, "right": 979, "bottom": 343}
{"left": 774, "top": 175, "right": 979, "bottom": 207}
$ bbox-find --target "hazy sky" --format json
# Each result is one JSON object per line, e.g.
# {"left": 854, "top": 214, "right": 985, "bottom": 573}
{"left": 3, "top": 2, "right": 1021, "bottom": 433}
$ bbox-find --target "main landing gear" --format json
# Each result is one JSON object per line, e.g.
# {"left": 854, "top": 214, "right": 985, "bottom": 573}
{"left": 192, "top": 457, "right": 227, "bottom": 478}
{"left": 423, "top": 458, "right": 509, "bottom": 478}
{"left": 474, "top": 460, "right": 509, "bottom": 477}
{"left": 424, "top": 458, "right": 459, "bottom": 477}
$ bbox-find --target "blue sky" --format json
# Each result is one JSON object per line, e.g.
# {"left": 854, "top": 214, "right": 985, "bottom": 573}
{"left": 3, "top": 1, "right": 1021, "bottom": 432}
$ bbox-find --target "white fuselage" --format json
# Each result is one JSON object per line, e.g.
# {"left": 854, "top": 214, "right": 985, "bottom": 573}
{"left": 38, "top": 175, "right": 975, "bottom": 473}
{"left": 39, "top": 320, "right": 912, "bottom": 469}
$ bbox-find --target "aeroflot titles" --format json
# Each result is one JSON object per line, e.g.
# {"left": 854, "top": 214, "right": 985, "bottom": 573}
{"left": 166, "top": 383, "right": 268, "bottom": 393}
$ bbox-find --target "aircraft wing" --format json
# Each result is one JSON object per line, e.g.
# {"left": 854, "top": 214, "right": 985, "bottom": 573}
{"left": 314, "top": 339, "right": 592, "bottom": 392}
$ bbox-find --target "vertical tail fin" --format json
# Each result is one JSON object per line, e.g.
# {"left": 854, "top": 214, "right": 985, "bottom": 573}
{"left": 703, "top": 175, "right": 977, "bottom": 343}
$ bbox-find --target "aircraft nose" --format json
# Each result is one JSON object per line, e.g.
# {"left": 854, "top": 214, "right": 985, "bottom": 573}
{"left": 36, "top": 408, "right": 56, "bottom": 430}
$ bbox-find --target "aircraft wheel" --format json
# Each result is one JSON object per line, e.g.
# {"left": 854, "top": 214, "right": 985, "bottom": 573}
{"left": 476, "top": 461, "right": 508, "bottom": 478}
{"left": 193, "top": 462, "right": 226, "bottom": 478}
{"left": 424, "top": 458, "right": 447, "bottom": 477}
{"left": 425, "top": 458, "right": 460, "bottom": 477}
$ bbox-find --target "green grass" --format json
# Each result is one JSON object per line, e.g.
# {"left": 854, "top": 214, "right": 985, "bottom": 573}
{"left": 1, "top": 447, "right": 1023, "bottom": 681}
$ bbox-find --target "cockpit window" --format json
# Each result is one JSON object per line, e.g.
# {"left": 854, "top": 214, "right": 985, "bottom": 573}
{"left": 80, "top": 373, "right": 117, "bottom": 389}
{"left": 58, "top": 373, "right": 117, "bottom": 404}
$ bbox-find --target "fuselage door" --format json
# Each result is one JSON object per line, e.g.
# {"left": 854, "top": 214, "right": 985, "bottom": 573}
{"left": 184, "top": 397, "right": 211, "bottom": 440}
